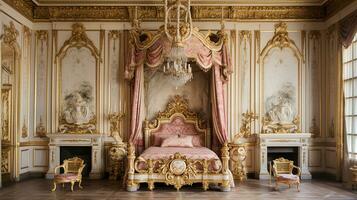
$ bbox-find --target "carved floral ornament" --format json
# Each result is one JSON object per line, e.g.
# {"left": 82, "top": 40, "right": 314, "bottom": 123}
{"left": 56, "top": 23, "right": 100, "bottom": 60}
{"left": 0, "top": 22, "right": 19, "bottom": 46}
{"left": 259, "top": 22, "right": 303, "bottom": 62}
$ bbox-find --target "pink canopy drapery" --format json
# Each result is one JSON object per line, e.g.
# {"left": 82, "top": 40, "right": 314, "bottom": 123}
{"left": 125, "top": 28, "right": 232, "bottom": 147}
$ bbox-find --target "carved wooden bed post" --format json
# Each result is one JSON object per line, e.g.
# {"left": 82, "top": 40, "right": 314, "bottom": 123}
{"left": 221, "top": 142, "right": 231, "bottom": 191}
{"left": 126, "top": 143, "right": 139, "bottom": 191}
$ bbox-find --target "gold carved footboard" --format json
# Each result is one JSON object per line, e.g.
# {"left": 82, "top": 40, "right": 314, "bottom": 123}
{"left": 126, "top": 143, "right": 231, "bottom": 191}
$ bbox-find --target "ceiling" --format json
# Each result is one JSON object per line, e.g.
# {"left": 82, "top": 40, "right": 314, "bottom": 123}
{"left": 31, "top": 0, "right": 329, "bottom": 6}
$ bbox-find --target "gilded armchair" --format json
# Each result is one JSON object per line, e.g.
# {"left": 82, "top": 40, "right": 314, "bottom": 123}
{"left": 271, "top": 157, "right": 301, "bottom": 192}
{"left": 51, "top": 157, "right": 86, "bottom": 192}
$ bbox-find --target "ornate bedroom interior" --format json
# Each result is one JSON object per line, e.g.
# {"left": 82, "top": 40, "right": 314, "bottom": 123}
{"left": 0, "top": 0, "right": 357, "bottom": 199}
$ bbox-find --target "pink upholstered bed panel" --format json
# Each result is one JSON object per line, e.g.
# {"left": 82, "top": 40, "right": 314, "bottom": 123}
{"left": 151, "top": 116, "right": 205, "bottom": 147}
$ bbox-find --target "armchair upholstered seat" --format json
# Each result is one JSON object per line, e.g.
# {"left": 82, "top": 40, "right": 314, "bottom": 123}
{"left": 51, "top": 157, "right": 86, "bottom": 192}
{"left": 271, "top": 157, "right": 301, "bottom": 192}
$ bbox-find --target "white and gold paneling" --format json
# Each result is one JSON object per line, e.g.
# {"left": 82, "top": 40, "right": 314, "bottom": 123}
{"left": 1, "top": 0, "right": 353, "bottom": 183}
{"left": 34, "top": 30, "right": 49, "bottom": 138}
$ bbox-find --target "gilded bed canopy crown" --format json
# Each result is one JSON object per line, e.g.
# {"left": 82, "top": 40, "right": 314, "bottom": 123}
{"left": 125, "top": 23, "right": 232, "bottom": 82}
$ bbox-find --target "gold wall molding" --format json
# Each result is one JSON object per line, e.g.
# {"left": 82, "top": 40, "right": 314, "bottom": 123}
{"left": 34, "top": 30, "right": 48, "bottom": 137}
{"left": 55, "top": 23, "right": 101, "bottom": 134}
{"left": 21, "top": 121, "right": 28, "bottom": 138}
{"left": 259, "top": 22, "right": 303, "bottom": 134}
{"left": 19, "top": 141, "right": 49, "bottom": 147}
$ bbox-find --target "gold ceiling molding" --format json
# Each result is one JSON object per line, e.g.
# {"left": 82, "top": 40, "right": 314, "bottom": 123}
{"left": 3, "top": 0, "right": 34, "bottom": 20}
{"left": 2, "top": 0, "right": 354, "bottom": 22}
{"left": 34, "top": 6, "right": 129, "bottom": 20}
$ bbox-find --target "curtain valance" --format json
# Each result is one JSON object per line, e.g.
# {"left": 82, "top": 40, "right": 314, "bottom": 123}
{"left": 125, "top": 27, "right": 232, "bottom": 82}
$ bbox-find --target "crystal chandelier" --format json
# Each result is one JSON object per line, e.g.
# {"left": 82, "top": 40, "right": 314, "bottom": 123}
{"left": 163, "top": 0, "right": 193, "bottom": 87}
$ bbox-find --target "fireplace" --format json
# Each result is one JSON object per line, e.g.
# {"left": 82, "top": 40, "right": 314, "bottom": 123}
{"left": 256, "top": 133, "right": 312, "bottom": 179}
{"left": 268, "top": 147, "right": 299, "bottom": 167}
{"left": 60, "top": 146, "right": 92, "bottom": 177}
{"left": 46, "top": 134, "right": 103, "bottom": 179}
{"left": 267, "top": 147, "right": 299, "bottom": 174}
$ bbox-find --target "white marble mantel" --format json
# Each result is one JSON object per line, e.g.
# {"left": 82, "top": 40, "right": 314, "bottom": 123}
{"left": 45, "top": 134, "right": 103, "bottom": 179}
{"left": 256, "top": 133, "right": 312, "bottom": 180}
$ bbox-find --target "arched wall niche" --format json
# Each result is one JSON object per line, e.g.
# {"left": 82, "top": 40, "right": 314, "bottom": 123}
{"left": 259, "top": 22, "right": 304, "bottom": 134}
{"left": 55, "top": 23, "right": 101, "bottom": 134}
{"left": 0, "top": 21, "right": 21, "bottom": 183}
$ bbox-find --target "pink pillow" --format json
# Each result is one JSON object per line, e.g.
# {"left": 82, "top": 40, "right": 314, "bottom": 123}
{"left": 191, "top": 135, "right": 204, "bottom": 147}
{"left": 161, "top": 135, "right": 194, "bottom": 148}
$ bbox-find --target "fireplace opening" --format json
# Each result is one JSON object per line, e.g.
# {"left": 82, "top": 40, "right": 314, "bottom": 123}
{"left": 267, "top": 147, "right": 299, "bottom": 174}
{"left": 60, "top": 146, "right": 92, "bottom": 177}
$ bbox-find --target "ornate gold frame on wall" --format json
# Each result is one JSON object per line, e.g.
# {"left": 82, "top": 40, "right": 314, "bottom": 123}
{"left": 259, "top": 22, "right": 303, "bottom": 134}
{"left": 127, "top": 96, "right": 231, "bottom": 192}
{"left": 55, "top": 23, "right": 101, "bottom": 134}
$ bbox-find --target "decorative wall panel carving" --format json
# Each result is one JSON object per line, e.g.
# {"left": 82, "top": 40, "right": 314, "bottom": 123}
{"left": 260, "top": 22, "right": 303, "bottom": 134}
{"left": 56, "top": 23, "right": 100, "bottom": 134}
{"left": 307, "top": 30, "right": 321, "bottom": 137}
{"left": 35, "top": 30, "right": 48, "bottom": 137}
{"left": 21, "top": 26, "right": 31, "bottom": 139}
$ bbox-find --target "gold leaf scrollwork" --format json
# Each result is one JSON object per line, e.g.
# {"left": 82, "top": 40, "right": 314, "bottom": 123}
{"left": 156, "top": 95, "right": 198, "bottom": 120}
{"left": 0, "top": 22, "right": 19, "bottom": 46}
{"left": 36, "top": 117, "right": 47, "bottom": 137}
{"left": 21, "top": 120, "right": 28, "bottom": 138}
{"left": 234, "top": 111, "right": 258, "bottom": 140}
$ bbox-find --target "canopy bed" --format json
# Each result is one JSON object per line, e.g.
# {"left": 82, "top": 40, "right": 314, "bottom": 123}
{"left": 124, "top": 0, "right": 233, "bottom": 192}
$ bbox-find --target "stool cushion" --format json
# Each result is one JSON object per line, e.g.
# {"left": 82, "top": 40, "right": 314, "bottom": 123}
{"left": 276, "top": 174, "right": 299, "bottom": 181}
{"left": 54, "top": 173, "right": 78, "bottom": 181}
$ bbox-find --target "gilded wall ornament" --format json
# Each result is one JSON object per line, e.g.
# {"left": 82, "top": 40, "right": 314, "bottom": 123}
{"left": 1, "top": 151, "right": 10, "bottom": 173}
{"left": 309, "top": 118, "right": 320, "bottom": 137}
{"left": 233, "top": 111, "right": 258, "bottom": 141}
{"left": 309, "top": 30, "right": 321, "bottom": 40}
{"left": 23, "top": 26, "right": 31, "bottom": 38}
{"left": 36, "top": 30, "right": 48, "bottom": 41}
{"left": 0, "top": 22, "right": 19, "bottom": 46}
{"left": 36, "top": 117, "right": 47, "bottom": 137}
{"left": 57, "top": 23, "right": 100, "bottom": 59}
{"left": 108, "top": 112, "right": 125, "bottom": 144}
{"left": 21, "top": 120, "right": 28, "bottom": 138}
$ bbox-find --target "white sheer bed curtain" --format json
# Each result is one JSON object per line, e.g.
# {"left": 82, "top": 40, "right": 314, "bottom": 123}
{"left": 343, "top": 33, "right": 357, "bottom": 165}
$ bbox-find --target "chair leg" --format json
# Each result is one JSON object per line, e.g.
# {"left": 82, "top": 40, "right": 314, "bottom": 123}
{"left": 51, "top": 182, "right": 57, "bottom": 192}
{"left": 70, "top": 181, "right": 75, "bottom": 192}
{"left": 78, "top": 180, "right": 83, "bottom": 189}
{"left": 275, "top": 182, "right": 279, "bottom": 191}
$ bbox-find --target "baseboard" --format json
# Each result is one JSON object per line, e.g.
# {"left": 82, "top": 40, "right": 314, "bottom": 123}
{"left": 311, "top": 172, "right": 337, "bottom": 181}
{"left": 19, "top": 172, "right": 46, "bottom": 181}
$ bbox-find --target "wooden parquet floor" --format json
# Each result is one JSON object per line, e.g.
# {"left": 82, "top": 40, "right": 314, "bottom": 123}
{"left": 0, "top": 178, "right": 356, "bottom": 200}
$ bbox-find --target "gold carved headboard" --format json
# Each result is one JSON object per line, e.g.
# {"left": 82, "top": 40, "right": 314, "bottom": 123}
{"left": 143, "top": 95, "right": 210, "bottom": 149}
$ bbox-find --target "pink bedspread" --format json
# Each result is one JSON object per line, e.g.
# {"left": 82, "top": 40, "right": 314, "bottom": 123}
{"left": 140, "top": 147, "right": 220, "bottom": 160}
{"left": 136, "top": 147, "right": 222, "bottom": 172}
